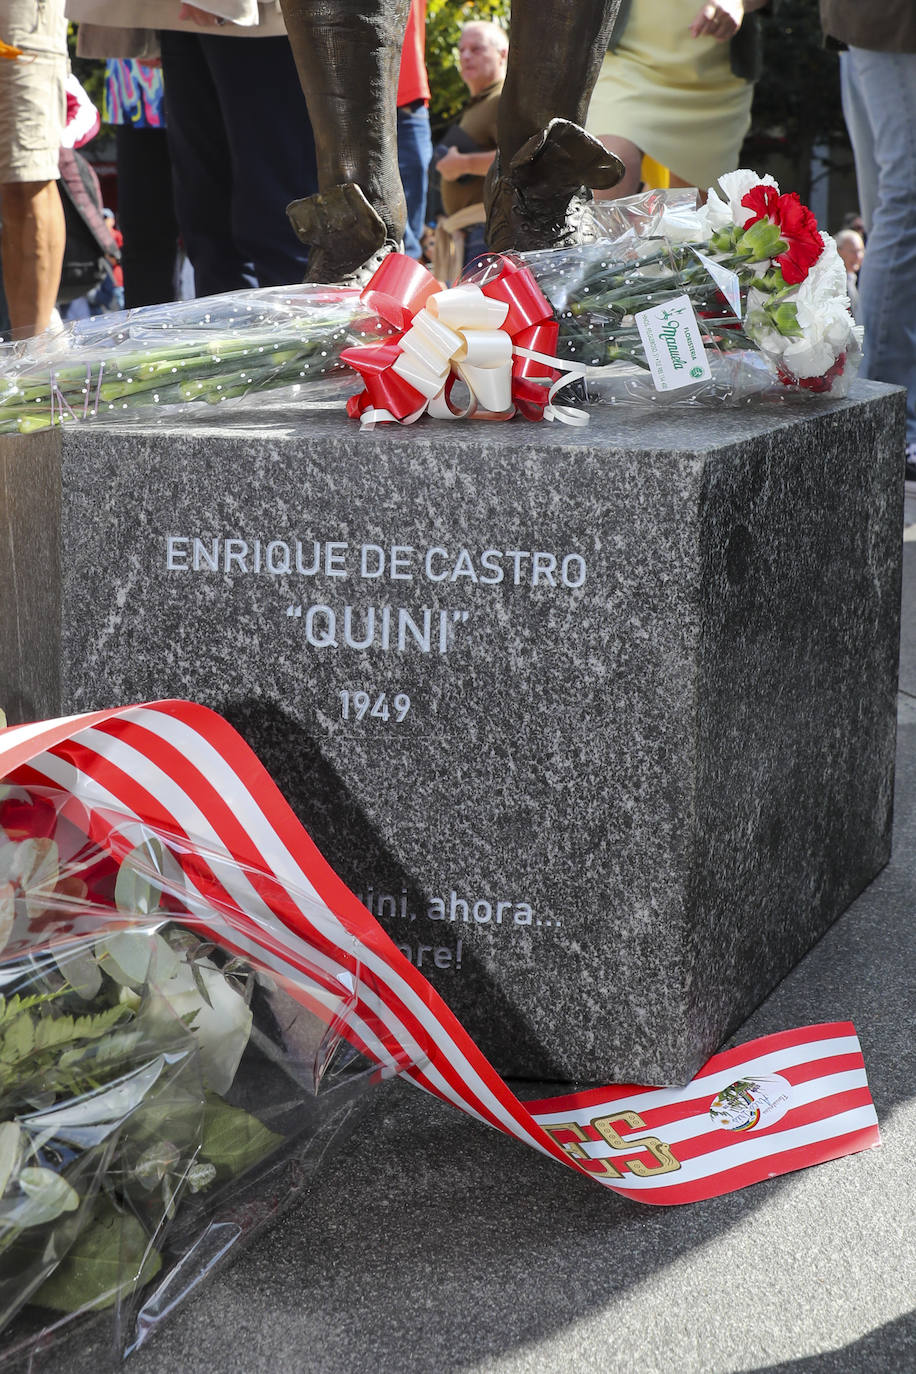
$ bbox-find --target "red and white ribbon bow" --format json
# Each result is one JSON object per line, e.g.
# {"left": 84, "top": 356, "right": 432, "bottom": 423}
{"left": 341, "top": 252, "right": 586, "bottom": 427}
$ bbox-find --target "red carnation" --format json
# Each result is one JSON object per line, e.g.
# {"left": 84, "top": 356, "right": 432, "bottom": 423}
{"left": 741, "top": 186, "right": 823, "bottom": 285}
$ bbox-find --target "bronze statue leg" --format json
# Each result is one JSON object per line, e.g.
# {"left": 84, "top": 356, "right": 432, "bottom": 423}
{"left": 485, "top": 0, "right": 627, "bottom": 252}
{"left": 279, "top": 0, "right": 410, "bottom": 280}
{"left": 280, "top": 0, "right": 625, "bottom": 275}
{"left": 499, "top": 0, "right": 622, "bottom": 164}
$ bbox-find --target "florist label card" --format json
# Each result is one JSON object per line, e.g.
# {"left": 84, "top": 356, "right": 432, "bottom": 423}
{"left": 635, "top": 294, "right": 712, "bottom": 392}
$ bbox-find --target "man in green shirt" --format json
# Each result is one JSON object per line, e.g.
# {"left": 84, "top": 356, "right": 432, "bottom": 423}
{"left": 433, "top": 21, "right": 507, "bottom": 275}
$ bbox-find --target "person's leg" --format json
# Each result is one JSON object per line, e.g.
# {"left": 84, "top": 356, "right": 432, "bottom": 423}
{"left": 839, "top": 51, "right": 877, "bottom": 235}
{"left": 592, "top": 136, "right": 643, "bottom": 200}
{"left": 397, "top": 101, "right": 432, "bottom": 259}
{"left": 0, "top": 180, "right": 65, "bottom": 336}
{"left": 279, "top": 0, "right": 410, "bottom": 279}
{"left": 844, "top": 46, "right": 916, "bottom": 449}
{"left": 159, "top": 29, "right": 255, "bottom": 295}
{"left": 461, "top": 221, "right": 488, "bottom": 273}
{"left": 115, "top": 124, "right": 179, "bottom": 308}
{"left": 0, "top": 0, "right": 68, "bottom": 335}
{"left": 193, "top": 34, "right": 317, "bottom": 287}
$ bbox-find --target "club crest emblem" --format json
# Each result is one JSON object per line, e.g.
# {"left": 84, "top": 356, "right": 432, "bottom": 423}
{"left": 709, "top": 1075, "right": 793, "bottom": 1132}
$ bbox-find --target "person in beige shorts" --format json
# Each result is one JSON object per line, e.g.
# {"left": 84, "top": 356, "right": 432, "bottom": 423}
{"left": 0, "top": 0, "right": 68, "bottom": 337}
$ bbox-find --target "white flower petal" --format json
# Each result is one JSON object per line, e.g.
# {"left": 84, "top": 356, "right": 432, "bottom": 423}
{"left": 714, "top": 170, "right": 780, "bottom": 227}
{"left": 156, "top": 959, "right": 252, "bottom": 1095}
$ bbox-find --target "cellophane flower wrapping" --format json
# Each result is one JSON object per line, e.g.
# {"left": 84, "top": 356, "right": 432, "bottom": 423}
{"left": 0, "top": 287, "right": 396, "bottom": 435}
{"left": 513, "top": 179, "right": 864, "bottom": 410}
{"left": 0, "top": 173, "right": 862, "bottom": 435}
{"left": 0, "top": 783, "right": 392, "bottom": 1365}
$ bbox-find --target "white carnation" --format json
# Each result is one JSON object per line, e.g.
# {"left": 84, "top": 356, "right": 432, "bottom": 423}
{"left": 656, "top": 203, "right": 712, "bottom": 244}
{"left": 707, "top": 169, "right": 780, "bottom": 229}
{"left": 782, "top": 232, "right": 858, "bottom": 378}
{"left": 743, "top": 286, "right": 789, "bottom": 358}
{"left": 794, "top": 232, "right": 848, "bottom": 310}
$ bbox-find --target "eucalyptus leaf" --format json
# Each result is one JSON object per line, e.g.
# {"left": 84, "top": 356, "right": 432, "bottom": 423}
{"left": 95, "top": 931, "right": 155, "bottom": 988}
{"left": 11, "top": 839, "right": 58, "bottom": 892}
{"left": 29, "top": 1196, "right": 161, "bottom": 1313}
{"left": 8, "top": 1168, "right": 80, "bottom": 1227}
{"left": 0, "top": 883, "right": 13, "bottom": 956}
{"left": 52, "top": 948, "right": 102, "bottom": 1002}
{"left": 0, "top": 1122, "right": 20, "bottom": 1197}
{"left": 149, "top": 932, "right": 180, "bottom": 985}
{"left": 200, "top": 1097, "right": 284, "bottom": 1177}
{"left": 0, "top": 845, "right": 15, "bottom": 884}
{"left": 114, "top": 839, "right": 170, "bottom": 919}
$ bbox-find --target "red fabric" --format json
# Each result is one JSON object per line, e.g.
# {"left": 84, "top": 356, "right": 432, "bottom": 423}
{"left": 397, "top": 0, "right": 430, "bottom": 107}
{"left": 342, "top": 253, "right": 559, "bottom": 423}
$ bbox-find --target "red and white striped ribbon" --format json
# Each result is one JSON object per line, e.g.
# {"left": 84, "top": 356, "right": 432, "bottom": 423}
{"left": 0, "top": 701, "right": 880, "bottom": 1203}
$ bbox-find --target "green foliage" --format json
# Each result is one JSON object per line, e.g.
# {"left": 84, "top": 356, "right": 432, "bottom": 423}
{"left": 0, "top": 994, "right": 131, "bottom": 1102}
{"left": 199, "top": 1095, "right": 285, "bottom": 1178}
{"left": 29, "top": 1197, "right": 162, "bottom": 1313}
{"left": 425, "top": 0, "right": 511, "bottom": 135}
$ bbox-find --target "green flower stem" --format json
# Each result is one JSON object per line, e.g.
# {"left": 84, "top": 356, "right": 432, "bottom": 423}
{"left": 0, "top": 334, "right": 346, "bottom": 433}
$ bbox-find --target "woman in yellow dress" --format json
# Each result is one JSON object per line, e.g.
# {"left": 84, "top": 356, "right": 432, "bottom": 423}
{"left": 587, "top": 0, "right": 771, "bottom": 196}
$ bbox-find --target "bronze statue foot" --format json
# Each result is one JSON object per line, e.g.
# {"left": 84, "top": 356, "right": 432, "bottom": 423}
{"left": 484, "top": 118, "right": 625, "bottom": 253}
{"left": 287, "top": 182, "right": 401, "bottom": 285}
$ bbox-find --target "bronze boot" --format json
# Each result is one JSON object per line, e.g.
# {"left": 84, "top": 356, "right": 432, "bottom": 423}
{"left": 484, "top": 118, "right": 624, "bottom": 253}
{"left": 287, "top": 183, "right": 402, "bottom": 285}
{"left": 280, "top": 0, "right": 409, "bottom": 283}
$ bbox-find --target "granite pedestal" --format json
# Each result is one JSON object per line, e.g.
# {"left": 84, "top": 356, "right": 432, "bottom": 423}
{"left": 0, "top": 381, "right": 905, "bottom": 1083}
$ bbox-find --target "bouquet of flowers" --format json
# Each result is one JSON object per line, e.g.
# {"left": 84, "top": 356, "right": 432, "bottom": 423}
{"left": 0, "top": 171, "right": 860, "bottom": 435}
{"left": 0, "top": 779, "right": 383, "bottom": 1364}
{"left": 624, "top": 169, "right": 862, "bottom": 392}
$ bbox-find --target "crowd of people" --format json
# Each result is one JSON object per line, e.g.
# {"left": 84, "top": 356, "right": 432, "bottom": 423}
{"left": 0, "top": 0, "right": 912, "bottom": 478}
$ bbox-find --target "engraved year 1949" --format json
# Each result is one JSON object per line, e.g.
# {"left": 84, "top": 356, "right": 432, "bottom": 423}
{"left": 340, "top": 691, "right": 411, "bottom": 722}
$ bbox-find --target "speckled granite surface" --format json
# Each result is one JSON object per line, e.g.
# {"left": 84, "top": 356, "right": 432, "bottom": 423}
{"left": 0, "top": 381, "right": 905, "bottom": 1083}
